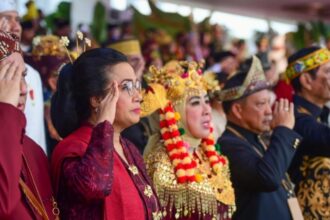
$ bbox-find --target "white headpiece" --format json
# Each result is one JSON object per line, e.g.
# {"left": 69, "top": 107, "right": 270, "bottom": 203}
{"left": 0, "top": 0, "right": 17, "bottom": 13}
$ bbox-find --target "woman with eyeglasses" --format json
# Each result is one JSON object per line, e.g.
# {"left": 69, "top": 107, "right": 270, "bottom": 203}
{"left": 50, "top": 48, "right": 161, "bottom": 220}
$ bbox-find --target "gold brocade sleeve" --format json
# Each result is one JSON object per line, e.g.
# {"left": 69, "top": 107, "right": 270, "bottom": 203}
{"left": 194, "top": 148, "right": 235, "bottom": 206}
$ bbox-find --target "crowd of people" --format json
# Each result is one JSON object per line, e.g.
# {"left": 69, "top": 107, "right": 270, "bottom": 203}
{"left": 0, "top": 0, "right": 329, "bottom": 220}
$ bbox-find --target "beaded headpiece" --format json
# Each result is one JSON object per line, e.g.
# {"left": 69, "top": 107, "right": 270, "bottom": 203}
{"left": 285, "top": 48, "right": 330, "bottom": 82}
{"left": 141, "top": 60, "right": 220, "bottom": 117}
{"left": 216, "top": 56, "right": 271, "bottom": 102}
{"left": 31, "top": 35, "right": 67, "bottom": 57}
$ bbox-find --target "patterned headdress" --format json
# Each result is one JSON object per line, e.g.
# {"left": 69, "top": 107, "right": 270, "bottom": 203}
{"left": 285, "top": 48, "right": 330, "bottom": 82}
{"left": 0, "top": 31, "right": 21, "bottom": 61}
{"left": 216, "top": 56, "right": 271, "bottom": 102}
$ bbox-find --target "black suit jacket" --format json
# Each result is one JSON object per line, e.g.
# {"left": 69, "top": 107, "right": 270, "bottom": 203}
{"left": 218, "top": 122, "right": 301, "bottom": 220}
{"left": 290, "top": 95, "right": 330, "bottom": 184}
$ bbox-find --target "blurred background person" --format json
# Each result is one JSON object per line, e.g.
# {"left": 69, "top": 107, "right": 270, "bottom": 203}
{"left": 0, "top": 0, "right": 46, "bottom": 152}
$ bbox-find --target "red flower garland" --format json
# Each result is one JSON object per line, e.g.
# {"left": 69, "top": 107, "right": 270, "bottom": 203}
{"left": 160, "top": 102, "right": 226, "bottom": 183}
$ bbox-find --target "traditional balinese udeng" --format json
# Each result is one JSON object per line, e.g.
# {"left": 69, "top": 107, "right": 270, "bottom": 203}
{"left": 142, "top": 60, "right": 235, "bottom": 220}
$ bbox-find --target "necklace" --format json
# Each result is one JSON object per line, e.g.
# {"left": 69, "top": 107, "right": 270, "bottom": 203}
{"left": 120, "top": 139, "right": 162, "bottom": 220}
{"left": 159, "top": 102, "right": 227, "bottom": 183}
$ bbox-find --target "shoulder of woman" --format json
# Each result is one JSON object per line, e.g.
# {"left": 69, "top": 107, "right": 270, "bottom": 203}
{"left": 144, "top": 143, "right": 169, "bottom": 165}
{"left": 52, "top": 130, "right": 89, "bottom": 160}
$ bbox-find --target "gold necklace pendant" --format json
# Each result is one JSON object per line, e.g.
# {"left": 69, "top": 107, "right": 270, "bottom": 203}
{"left": 144, "top": 185, "right": 153, "bottom": 198}
{"left": 128, "top": 165, "right": 139, "bottom": 175}
{"left": 152, "top": 211, "right": 163, "bottom": 220}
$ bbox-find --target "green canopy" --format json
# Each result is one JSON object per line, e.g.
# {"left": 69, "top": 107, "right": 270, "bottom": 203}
{"left": 132, "top": 0, "right": 192, "bottom": 38}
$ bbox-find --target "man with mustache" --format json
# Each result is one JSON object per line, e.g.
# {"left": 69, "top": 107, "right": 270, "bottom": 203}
{"left": 285, "top": 47, "right": 330, "bottom": 219}
{"left": 217, "top": 56, "right": 302, "bottom": 220}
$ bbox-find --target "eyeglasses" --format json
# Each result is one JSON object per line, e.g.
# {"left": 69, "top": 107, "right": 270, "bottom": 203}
{"left": 119, "top": 80, "right": 142, "bottom": 96}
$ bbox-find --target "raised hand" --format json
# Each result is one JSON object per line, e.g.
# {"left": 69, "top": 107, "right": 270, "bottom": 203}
{"left": 0, "top": 57, "right": 23, "bottom": 107}
{"left": 271, "top": 98, "right": 295, "bottom": 129}
{"left": 96, "top": 81, "right": 119, "bottom": 124}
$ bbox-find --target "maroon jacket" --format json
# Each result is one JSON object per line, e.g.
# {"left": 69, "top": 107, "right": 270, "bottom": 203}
{"left": 51, "top": 122, "right": 161, "bottom": 220}
{"left": 0, "top": 103, "right": 56, "bottom": 220}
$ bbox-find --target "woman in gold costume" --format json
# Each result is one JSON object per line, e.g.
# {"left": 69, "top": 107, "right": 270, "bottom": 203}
{"left": 142, "top": 60, "right": 235, "bottom": 220}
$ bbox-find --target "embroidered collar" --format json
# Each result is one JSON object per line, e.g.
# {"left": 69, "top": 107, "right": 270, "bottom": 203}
{"left": 226, "top": 121, "right": 268, "bottom": 156}
{"left": 226, "top": 121, "right": 260, "bottom": 144}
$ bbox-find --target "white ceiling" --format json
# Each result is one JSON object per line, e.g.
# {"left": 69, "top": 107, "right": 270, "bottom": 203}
{"left": 166, "top": 0, "right": 330, "bottom": 22}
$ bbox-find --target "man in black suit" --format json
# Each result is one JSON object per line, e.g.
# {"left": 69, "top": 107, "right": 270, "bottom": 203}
{"left": 217, "top": 56, "right": 302, "bottom": 220}
{"left": 285, "top": 46, "right": 330, "bottom": 219}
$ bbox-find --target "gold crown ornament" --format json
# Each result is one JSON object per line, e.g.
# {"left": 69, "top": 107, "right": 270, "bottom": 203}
{"left": 141, "top": 60, "right": 220, "bottom": 117}
{"left": 32, "top": 35, "right": 67, "bottom": 57}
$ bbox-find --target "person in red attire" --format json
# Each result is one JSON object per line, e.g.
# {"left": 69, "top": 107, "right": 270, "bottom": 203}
{"left": 0, "top": 30, "right": 58, "bottom": 220}
{"left": 273, "top": 75, "right": 294, "bottom": 102}
{"left": 50, "top": 48, "right": 162, "bottom": 220}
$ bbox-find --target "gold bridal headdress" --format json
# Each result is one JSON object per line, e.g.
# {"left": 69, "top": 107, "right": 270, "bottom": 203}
{"left": 141, "top": 60, "right": 220, "bottom": 117}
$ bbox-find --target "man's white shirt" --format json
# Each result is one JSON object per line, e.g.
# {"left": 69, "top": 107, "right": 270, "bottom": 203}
{"left": 24, "top": 64, "right": 47, "bottom": 153}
